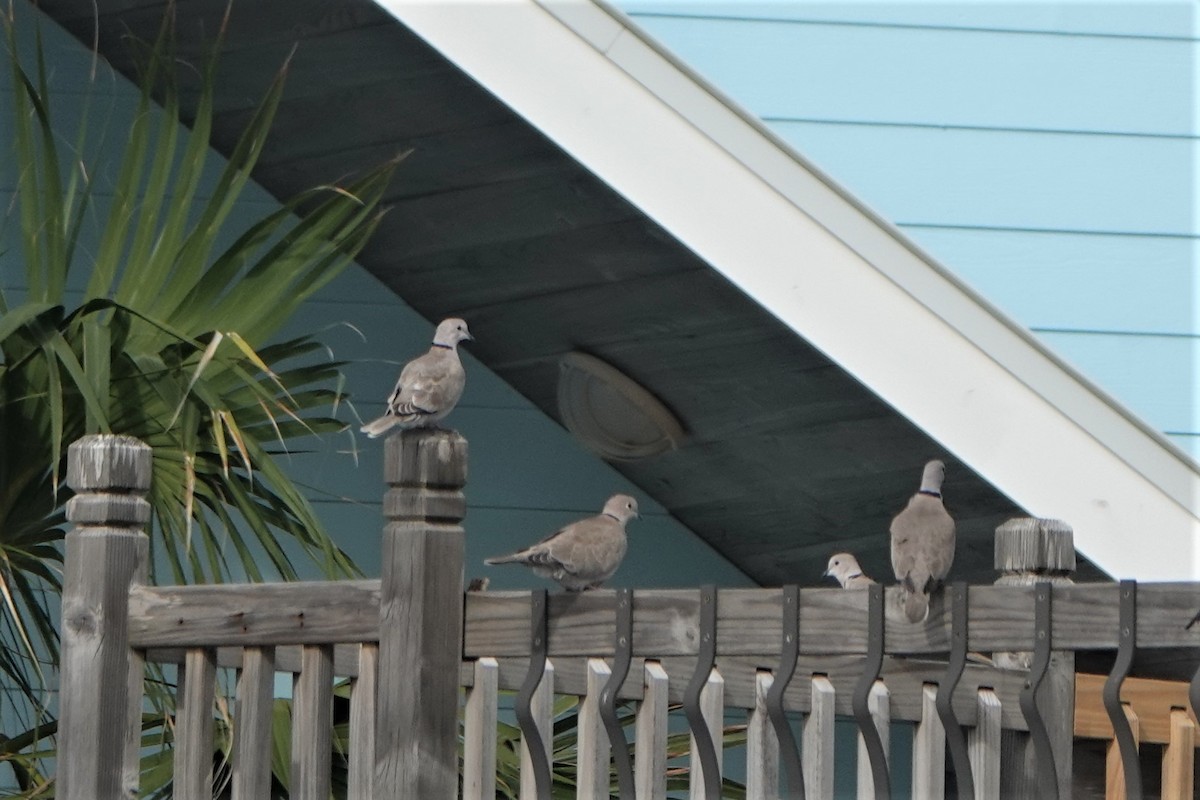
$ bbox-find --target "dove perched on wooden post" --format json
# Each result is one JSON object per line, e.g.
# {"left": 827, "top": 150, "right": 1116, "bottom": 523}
{"left": 360, "top": 318, "right": 472, "bottom": 438}
{"left": 484, "top": 495, "right": 640, "bottom": 591}
{"left": 824, "top": 552, "right": 876, "bottom": 589}
{"left": 890, "top": 459, "right": 956, "bottom": 623}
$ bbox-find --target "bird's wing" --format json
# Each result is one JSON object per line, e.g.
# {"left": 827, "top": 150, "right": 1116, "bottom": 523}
{"left": 389, "top": 349, "right": 463, "bottom": 416}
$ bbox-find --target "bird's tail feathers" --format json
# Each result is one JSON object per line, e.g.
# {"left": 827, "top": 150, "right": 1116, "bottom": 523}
{"left": 902, "top": 590, "right": 929, "bottom": 624}
{"left": 360, "top": 415, "right": 400, "bottom": 438}
{"left": 484, "top": 553, "right": 525, "bottom": 566}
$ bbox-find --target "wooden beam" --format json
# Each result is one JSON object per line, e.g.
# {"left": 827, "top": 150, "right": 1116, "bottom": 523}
{"left": 1075, "top": 672, "right": 1200, "bottom": 745}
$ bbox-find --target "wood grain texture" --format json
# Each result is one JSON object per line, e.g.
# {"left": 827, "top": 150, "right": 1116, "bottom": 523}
{"left": 1075, "top": 672, "right": 1200, "bottom": 745}
{"left": 375, "top": 429, "right": 466, "bottom": 800}
{"left": 128, "top": 580, "right": 380, "bottom": 648}
{"left": 745, "top": 670, "right": 779, "bottom": 800}
{"left": 348, "top": 644, "right": 378, "bottom": 800}
{"left": 174, "top": 648, "right": 217, "bottom": 800}
{"left": 911, "top": 683, "right": 945, "bottom": 799}
{"left": 636, "top": 661, "right": 670, "bottom": 800}
{"left": 1104, "top": 704, "right": 1140, "bottom": 800}
{"left": 519, "top": 660, "right": 554, "bottom": 800}
{"left": 463, "top": 585, "right": 1200, "bottom": 658}
{"left": 462, "top": 657, "right": 499, "bottom": 800}
{"left": 804, "top": 676, "right": 836, "bottom": 800}
{"left": 233, "top": 647, "right": 276, "bottom": 800}
{"left": 689, "top": 668, "right": 725, "bottom": 800}
{"left": 969, "top": 690, "right": 1003, "bottom": 800}
{"left": 856, "top": 681, "right": 890, "bottom": 800}
{"left": 1161, "top": 708, "right": 1195, "bottom": 800}
{"left": 577, "top": 658, "right": 613, "bottom": 800}
{"left": 291, "top": 645, "right": 334, "bottom": 800}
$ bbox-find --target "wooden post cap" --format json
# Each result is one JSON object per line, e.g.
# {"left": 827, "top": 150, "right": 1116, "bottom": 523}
{"left": 383, "top": 429, "right": 468, "bottom": 487}
{"left": 994, "top": 517, "right": 1075, "bottom": 574}
{"left": 66, "top": 434, "right": 152, "bottom": 493}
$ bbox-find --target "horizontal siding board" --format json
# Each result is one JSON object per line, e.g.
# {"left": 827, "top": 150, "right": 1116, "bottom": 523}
{"left": 622, "top": 11, "right": 1194, "bottom": 134}
{"left": 768, "top": 121, "right": 1192, "bottom": 234}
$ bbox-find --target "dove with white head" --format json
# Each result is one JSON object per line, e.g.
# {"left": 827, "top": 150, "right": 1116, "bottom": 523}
{"left": 890, "top": 459, "right": 956, "bottom": 623}
{"left": 824, "top": 552, "right": 876, "bottom": 589}
{"left": 360, "top": 317, "right": 472, "bottom": 438}
{"left": 484, "top": 494, "right": 640, "bottom": 591}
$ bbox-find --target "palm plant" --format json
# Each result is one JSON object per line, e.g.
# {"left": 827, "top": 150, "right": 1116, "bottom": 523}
{"left": 0, "top": 6, "right": 398, "bottom": 792}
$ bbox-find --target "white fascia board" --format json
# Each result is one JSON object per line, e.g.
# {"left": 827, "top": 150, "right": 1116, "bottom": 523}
{"left": 376, "top": 0, "right": 1200, "bottom": 579}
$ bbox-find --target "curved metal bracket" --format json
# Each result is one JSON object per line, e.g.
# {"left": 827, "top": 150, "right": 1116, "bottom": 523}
{"left": 515, "top": 589, "right": 551, "bottom": 800}
{"left": 1018, "top": 582, "right": 1059, "bottom": 800}
{"left": 683, "top": 584, "right": 722, "bottom": 799}
{"left": 599, "top": 587, "right": 635, "bottom": 798}
{"left": 766, "top": 585, "right": 805, "bottom": 799}
{"left": 851, "top": 583, "right": 890, "bottom": 800}
{"left": 935, "top": 582, "right": 975, "bottom": 800}
{"left": 1103, "top": 580, "right": 1141, "bottom": 800}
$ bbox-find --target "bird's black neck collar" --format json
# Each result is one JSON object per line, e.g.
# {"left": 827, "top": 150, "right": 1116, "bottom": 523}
{"left": 431, "top": 342, "right": 453, "bottom": 350}
{"left": 847, "top": 572, "right": 863, "bottom": 580}
{"left": 918, "top": 489, "right": 941, "bottom": 498}
{"left": 602, "top": 512, "right": 621, "bottom": 522}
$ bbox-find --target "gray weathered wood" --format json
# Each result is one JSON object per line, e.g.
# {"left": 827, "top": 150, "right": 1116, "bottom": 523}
{"left": 58, "top": 434, "right": 151, "bottom": 800}
{"left": 520, "top": 660, "right": 555, "bottom": 800}
{"left": 291, "top": 645, "right": 334, "bottom": 800}
{"left": 690, "top": 668, "right": 725, "bottom": 800}
{"left": 128, "top": 579, "right": 380, "bottom": 647}
{"left": 969, "top": 689, "right": 1002, "bottom": 800}
{"left": 175, "top": 648, "right": 217, "bottom": 800}
{"left": 745, "top": 670, "right": 779, "bottom": 800}
{"left": 994, "top": 518, "right": 1075, "bottom": 800}
{"left": 856, "top": 680, "right": 890, "bottom": 800}
{"left": 348, "top": 643, "right": 378, "bottom": 800}
{"left": 461, "top": 584, "right": 1200, "bottom": 658}
{"left": 804, "top": 675, "right": 836, "bottom": 800}
{"left": 578, "top": 657, "right": 613, "bottom": 800}
{"left": 463, "top": 657, "right": 499, "bottom": 800}
{"left": 375, "top": 429, "right": 467, "bottom": 800}
{"left": 636, "top": 661, "right": 670, "bottom": 800}
{"left": 233, "top": 646, "right": 276, "bottom": 800}
{"left": 912, "top": 683, "right": 945, "bottom": 798}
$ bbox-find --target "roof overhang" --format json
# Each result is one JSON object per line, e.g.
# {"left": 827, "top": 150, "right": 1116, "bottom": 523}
{"left": 378, "top": 0, "right": 1200, "bottom": 579}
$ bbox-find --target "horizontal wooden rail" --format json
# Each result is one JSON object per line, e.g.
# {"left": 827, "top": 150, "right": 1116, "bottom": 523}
{"left": 129, "top": 583, "right": 1200, "bottom": 654}
{"left": 1075, "top": 673, "right": 1200, "bottom": 745}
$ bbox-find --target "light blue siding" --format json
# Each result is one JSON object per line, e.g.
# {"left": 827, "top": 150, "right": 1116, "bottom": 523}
{"left": 618, "top": 0, "right": 1200, "bottom": 463}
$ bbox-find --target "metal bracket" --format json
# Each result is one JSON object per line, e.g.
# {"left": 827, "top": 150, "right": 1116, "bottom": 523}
{"left": 1103, "top": 580, "right": 1141, "bottom": 800}
{"left": 766, "top": 585, "right": 805, "bottom": 798}
{"left": 935, "top": 582, "right": 975, "bottom": 800}
{"left": 851, "top": 583, "right": 890, "bottom": 800}
{"left": 599, "top": 587, "right": 635, "bottom": 798}
{"left": 683, "top": 584, "right": 722, "bottom": 799}
{"left": 515, "top": 589, "right": 551, "bottom": 800}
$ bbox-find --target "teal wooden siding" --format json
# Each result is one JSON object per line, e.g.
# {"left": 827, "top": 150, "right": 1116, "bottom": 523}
{"left": 0, "top": 1, "right": 752, "bottom": 594}
{"left": 619, "top": 0, "right": 1200, "bottom": 460}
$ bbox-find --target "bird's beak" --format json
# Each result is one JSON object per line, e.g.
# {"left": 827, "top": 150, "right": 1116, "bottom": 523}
{"left": 822, "top": 568, "right": 831, "bottom": 577}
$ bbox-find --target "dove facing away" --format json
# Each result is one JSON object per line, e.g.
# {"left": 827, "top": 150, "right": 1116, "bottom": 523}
{"left": 360, "top": 318, "right": 472, "bottom": 438}
{"left": 890, "top": 459, "right": 956, "bottom": 623}
{"left": 824, "top": 552, "right": 876, "bottom": 589}
{"left": 484, "top": 495, "right": 639, "bottom": 591}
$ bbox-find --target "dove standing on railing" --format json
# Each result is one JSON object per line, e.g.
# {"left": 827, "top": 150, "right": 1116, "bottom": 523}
{"left": 824, "top": 552, "right": 876, "bottom": 589}
{"left": 484, "top": 494, "right": 640, "bottom": 591}
{"left": 360, "top": 317, "right": 472, "bottom": 438}
{"left": 890, "top": 459, "right": 956, "bottom": 623}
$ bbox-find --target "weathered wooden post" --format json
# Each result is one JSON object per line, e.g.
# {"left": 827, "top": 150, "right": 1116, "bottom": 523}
{"left": 58, "top": 434, "right": 152, "bottom": 800}
{"left": 994, "top": 517, "right": 1076, "bottom": 799}
{"left": 375, "top": 428, "right": 468, "bottom": 798}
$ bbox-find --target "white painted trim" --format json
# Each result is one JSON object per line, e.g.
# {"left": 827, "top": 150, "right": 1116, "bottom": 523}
{"left": 375, "top": 0, "right": 1200, "bottom": 579}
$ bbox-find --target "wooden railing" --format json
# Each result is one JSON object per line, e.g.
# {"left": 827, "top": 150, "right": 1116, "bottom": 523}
{"left": 55, "top": 431, "right": 1200, "bottom": 799}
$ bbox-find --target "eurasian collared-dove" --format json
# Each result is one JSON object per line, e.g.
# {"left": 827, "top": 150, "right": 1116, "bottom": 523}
{"left": 484, "top": 495, "right": 640, "bottom": 591}
{"left": 890, "top": 459, "right": 956, "bottom": 623}
{"left": 360, "top": 318, "right": 472, "bottom": 438}
{"left": 824, "top": 552, "right": 876, "bottom": 589}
